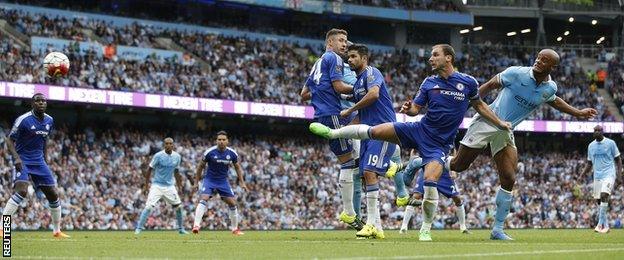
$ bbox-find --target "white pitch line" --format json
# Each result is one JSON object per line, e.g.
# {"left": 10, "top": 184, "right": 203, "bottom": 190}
{"left": 327, "top": 247, "right": 624, "bottom": 260}
{"left": 12, "top": 238, "right": 624, "bottom": 246}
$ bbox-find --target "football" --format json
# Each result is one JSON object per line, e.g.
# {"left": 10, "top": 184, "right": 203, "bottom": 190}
{"left": 43, "top": 51, "right": 70, "bottom": 78}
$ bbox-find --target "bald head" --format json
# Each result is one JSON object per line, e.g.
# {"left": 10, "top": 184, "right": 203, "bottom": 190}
{"left": 593, "top": 125, "right": 604, "bottom": 140}
{"left": 539, "top": 49, "right": 560, "bottom": 66}
{"left": 533, "top": 49, "right": 560, "bottom": 75}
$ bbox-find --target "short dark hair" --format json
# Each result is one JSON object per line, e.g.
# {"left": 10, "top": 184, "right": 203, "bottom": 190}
{"left": 32, "top": 93, "right": 45, "bottom": 100}
{"left": 433, "top": 44, "right": 455, "bottom": 63}
{"left": 216, "top": 130, "right": 228, "bottom": 138}
{"left": 325, "top": 28, "right": 348, "bottom": 41}
{"left": 347, "top": 44, "right": 369, "bottom": 59}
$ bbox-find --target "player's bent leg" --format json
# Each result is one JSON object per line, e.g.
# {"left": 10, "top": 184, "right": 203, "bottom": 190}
{"left": 40, "top": 186, "right": 69, "bottom": 238}
{"left": 447, "top": 144, "right": 482, "bottom": 172}
{"left": 3, "top": 182, "right": 29, "bottom": 217}
{"left": 598, "top": 192, "right": 611, "bottom": 233}
{"left": 452, "top": 196, "right": 469, "bottom": 234}
{"left": 490, "top": 146, "right": 517, "bottom": 240}
{"left": 222, "top": 196, "right": 244, "bottom": 235}
{"left": 192, "top": 194, "right": 211, "bottom": 234}
{"left": 136, "top": 204, "right": 155, "bottom": 235}
{"left": 420, "top": 161, "right": 443, "bottom": 241}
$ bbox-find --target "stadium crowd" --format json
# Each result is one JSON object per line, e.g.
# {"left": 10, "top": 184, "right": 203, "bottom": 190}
{"left": 0, "top": 7, "right": 614, "bottom": 121}
{"left": 338, "top": 0, "right": 463, "bottom": 12}
{"left": 607, "top": 56, "right": 624, "bottom": 114}
{"left": 0, "top": 124, "right": 621, "bottom": 231}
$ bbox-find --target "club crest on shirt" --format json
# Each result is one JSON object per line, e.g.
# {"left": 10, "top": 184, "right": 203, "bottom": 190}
{"left": 45, "top": 124, "right": 50, "bottom": 130}
{"left": 367, "top": 74, "right": 374, "bottom": 82}
{"left": 226, "top": 155, "right": 231, "bottom": 160}
{"left": 456, "top": 83, "right": 464, "bottom": 91}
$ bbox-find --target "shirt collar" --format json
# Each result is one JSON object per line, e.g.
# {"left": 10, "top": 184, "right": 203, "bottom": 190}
{"left": 529, "top": 67, "right": 552, "bottom": 84}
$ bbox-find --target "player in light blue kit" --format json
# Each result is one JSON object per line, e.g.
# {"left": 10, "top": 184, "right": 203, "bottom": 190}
{"left": 301, "top": 29, "right": 364, "bottom": 230}
{"left": 310, "top": 44, "right": 510, "bottom": 241}
{"left": 582, "top": 125, "right": 621, "bottom": 233}
{"left": 135, "top": 137, "right": 188, "bottom": 235}
{"left": 2, "top": 93, "right": 69, "bottom": 238}
{"left": 447, "top": 49, "right": 598, "bottom": 240}
{"left": 192, "top": 131, "right": 247, "bottom": 235}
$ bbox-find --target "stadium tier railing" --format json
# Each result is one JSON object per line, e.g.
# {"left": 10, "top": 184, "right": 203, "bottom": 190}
{"left": 467, "top": 0, "right": 620, "bottom": 12}
{"left": 1, "top": 81, "right": 621, "bottom": 133}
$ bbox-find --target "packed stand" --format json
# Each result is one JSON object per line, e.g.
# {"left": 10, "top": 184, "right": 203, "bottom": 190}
{"left": 0, "top": 123, "right": 621, "bottom": 231}
{"left": 607, "top": 57, "right": 624, "bottom": 114}
{"left": 338, "top": 0, "right": 463, "bottom": 12}
{"left": 0, "top": 8, "right": 611, "bottom": 120}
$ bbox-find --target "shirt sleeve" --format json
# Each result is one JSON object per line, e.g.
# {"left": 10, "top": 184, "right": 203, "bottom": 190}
{"left": 149, "top": 154, "right": 158, "bottom": 168}
{"left": 326, "top": 54, "right": 343, "bottom": 82}
{"left": 231, "top": 151, "right": 239, "bottom": 164}
{"left": 9, "top": 118, "right": 22, "bottom": 141}
{"left": 366, "top": 69, "right": 384, "bottom": 90}
{"left": 202, "top": 150, "right": 210, "bottom": 163}
{"left": 467, "top": 75, "right": 480, "bottom": 100}
{"left": 413, "top": 79, "right": 429, "bottom": 107}
{"left": 545, "top": 83, "right": 558, "bottom": 103}
{"left": 612, "top": 141, "right": 621, "bottom": 158}
{"left": 497, "top": 67, "right": 515, "bottom": 88}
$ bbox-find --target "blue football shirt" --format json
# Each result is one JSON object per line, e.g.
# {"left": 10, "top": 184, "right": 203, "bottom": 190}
{"left": 203, "top": 146, "right": 239, "bottom": 180}
{"left": 588, "top": 137, "right": 620, "bottom": 180}
{"left": 149, "top": 150, "right": 181, "bottom": 187}
{"left": 353, "top": 66, "right": 396, "bottom": 125}
{"left": 9, "top": 111, "right": 53, "bottom": 165}
{"left": 305, "top": 51, "right": 344, "bottom": 118}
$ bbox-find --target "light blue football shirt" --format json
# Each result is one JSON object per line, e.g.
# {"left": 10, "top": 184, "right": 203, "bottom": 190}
{"left": 588, "top": 137, "right": 620, "bottom": 180}
{"left": 486, "top": 66, "right": 558, "bottom": 128}
{"left": 341, "top": 62, "right": 357, "bottom": 109}
{"left": 149, "top": 150, "right": 182, "bottom": 187}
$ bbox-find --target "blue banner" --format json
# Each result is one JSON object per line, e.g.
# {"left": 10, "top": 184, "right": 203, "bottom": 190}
{"left": 31, "top": 36, "right": 103, "bottom": 56}
{"left": 116, "top": 46, "right": 183, "bottom": 62}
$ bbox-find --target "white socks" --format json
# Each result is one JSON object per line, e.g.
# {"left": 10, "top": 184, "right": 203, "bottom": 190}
{"left": 2, "top": 197, "right": 20, "bottom": 216}
{"left": 50, "top": 206, "right": 61, "bottom": 233}
{"left": 228, "top": 206, "right": 239, "bottom": 230}
{"left": 193, "top": 201, "right": 207, "bottom": 228}
{"left": 366, "top": 190, "right": 382, "bottom": 230}
{"left": 421, "top": 186, "right": 439, "bottom": 232}
{"left": 330, "top": 125, "right": 371, "bottom": 140}
{"left": 401, "top": 205, "right": 415, "bottom": 230}
{"left": 456, "top": 204, "right": 466, "bottom": 231}
{"left": 339, "top": 168, "right": 356, "bottom": 216}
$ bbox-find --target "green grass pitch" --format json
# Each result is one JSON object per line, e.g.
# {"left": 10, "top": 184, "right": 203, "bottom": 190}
{"left": 10, "top": 229, "right": 624, "bottom": 259}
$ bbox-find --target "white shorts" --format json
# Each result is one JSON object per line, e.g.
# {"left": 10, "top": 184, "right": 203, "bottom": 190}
{"left": 593, "top": 177, "right": 615, "bottom": 199}
{"left": 146, "top": 185, "right": 182, "bottom": 207}
{"left": 460, "top": 116, "right": 516, "bottom": 156}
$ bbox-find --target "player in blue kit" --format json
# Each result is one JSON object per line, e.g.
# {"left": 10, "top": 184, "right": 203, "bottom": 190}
{"left": 135, "top": 137, "right": 188, "bottom": 235}
{"left": 310, "top": 44, "right": 510, "bottom": 241}
{"left": 398, "top": 149, "right": 469, "bottom": 234}
{"left": 192, "top": 131, "right": 247, "bottom": 235}
{"left": 582, "top": 125, "right": 621, "bottom": 233}
{"left": 339, "top": 43, "right": 399, "bottom": 239}
{"left": 446, "top": 49, "right": 598, "bottom": 240}
{"left": 2, "top": 93, "right": 69, "bottom": 238}
{"left": 300, "top": 29, "right": 365, "bottom": 230}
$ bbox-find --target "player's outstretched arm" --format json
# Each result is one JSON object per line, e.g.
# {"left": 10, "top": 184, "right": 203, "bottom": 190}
{"left": 616, "top": 156, "right": 622, "bottom": 181}
{"left": 300, "top": 86, "right": 311, "bottom": 102}
{"left": 478, "top": 75, "right": 502, "bottom": 98}
{"left": 331, "top": 80, "right": 353, "bottom": 94}
{"left": 470, "top": 99, "right": 511, "bottom": 130}
{"left": 144, "top": 166, "right": 152, "bottom": 194}
{"left": 547, "top": 97, "right": 597, "bottom": 119}
{"left": 194, "top": 162, "right": 205, "bottom": 191}
{"left": 340, "top": 86, "right": 380, "bottom": 118}
{"left": 5, "top": 137, "right": 22, "bottom": 172}
{"left": 234, "top": 162, "right": 247, "bottom": 191}
{"left": 399, "top": 100, "right": 421, "bottom": 116}
{"left": 174, "top": 168, "right": 183, "bottom": 193}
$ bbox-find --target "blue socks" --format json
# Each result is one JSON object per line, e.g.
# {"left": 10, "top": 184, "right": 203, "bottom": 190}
{"left": 137, "top": 207, "right": 153, "bottom": 230}
{"left": 175, "top": 206, "right": 184, "bottom": 230}
{"left": 353, "top": 173, "right": 362, "bottom": 217}
{"left": 393, "top": 171, "right": 408, "bottom": 198}
{"left": 598, "top": 202, "right": 608, "bottom": 227}
{"left": 493, "top": 188, "right": 513, "bottom": 232}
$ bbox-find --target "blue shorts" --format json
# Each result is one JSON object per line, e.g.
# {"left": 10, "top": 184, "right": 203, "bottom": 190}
{"left": 393, "top": 122, "right": 451, "bottom": 166}
{"left": 413, "top": 170, "right": 459, "bottom": 198}
{"left": 315, "top": 115, "right": 353, "bottom": 157}
{"left": 359, "top": 140, "right": 396, "bottom": 176}
{"left": 14, "top": 163, "right": 56, "bottom": 188}
{"left": 202, "top": 178, "right": 235, "bottom": 198}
